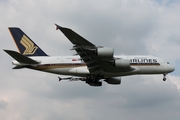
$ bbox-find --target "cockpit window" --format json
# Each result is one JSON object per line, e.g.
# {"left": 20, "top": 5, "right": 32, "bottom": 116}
{"left": 167, "top": 62, "right": 170, "bottom": 64}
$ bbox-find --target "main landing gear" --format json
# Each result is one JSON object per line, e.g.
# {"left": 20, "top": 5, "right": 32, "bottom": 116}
{"left": 163, "top": 73, "right": 167, "bottom": 81}
{"left": 85, "top": 74, "right": 104, "bottom": 86}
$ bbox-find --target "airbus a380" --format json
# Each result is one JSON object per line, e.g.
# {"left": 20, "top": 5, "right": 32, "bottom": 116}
{"left": 4, "top": 24, "right": 175, "bottom": 86}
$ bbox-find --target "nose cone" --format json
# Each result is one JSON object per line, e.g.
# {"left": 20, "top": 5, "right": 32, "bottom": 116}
{"left": 168, "top": 65, "right": 175, "bottom": 73}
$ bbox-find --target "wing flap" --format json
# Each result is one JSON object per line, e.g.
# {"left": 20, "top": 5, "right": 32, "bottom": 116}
{"left": 4, "top": 50, "right": 39, "bottom": 64}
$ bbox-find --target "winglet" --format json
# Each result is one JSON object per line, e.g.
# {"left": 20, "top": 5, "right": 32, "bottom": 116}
{"left": 55, "top": 24, "right": 61, "bottom": 30}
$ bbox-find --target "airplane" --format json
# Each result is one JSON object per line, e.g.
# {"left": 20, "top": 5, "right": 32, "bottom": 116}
{"left": 4, "top": 24, "right": 175, "bottom": 86}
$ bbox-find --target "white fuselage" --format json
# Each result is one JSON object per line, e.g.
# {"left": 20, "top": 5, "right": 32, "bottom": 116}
{"left": 12, "top": 55, "right": 175, "bottom": 78}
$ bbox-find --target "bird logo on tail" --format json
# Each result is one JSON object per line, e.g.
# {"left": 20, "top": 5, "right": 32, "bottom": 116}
{"left": 20, "top": 35, "right": 38, "bottom": 55}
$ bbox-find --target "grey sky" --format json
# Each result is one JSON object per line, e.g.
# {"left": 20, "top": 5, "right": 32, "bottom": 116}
{"left": 0, "top": 0, "right": 180, "bottom": 120}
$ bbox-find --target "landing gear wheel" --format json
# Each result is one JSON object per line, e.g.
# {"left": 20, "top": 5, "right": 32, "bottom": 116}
{"left": 163, "top": 74, "right": 167, "bottom": 81}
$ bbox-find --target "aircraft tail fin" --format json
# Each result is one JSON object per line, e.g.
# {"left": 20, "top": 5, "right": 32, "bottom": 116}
{"left": 8, "top": 27, "right": 48, "bottom": 56}
{"left": 4, "top": 50, "right": 39, "bottom": 64}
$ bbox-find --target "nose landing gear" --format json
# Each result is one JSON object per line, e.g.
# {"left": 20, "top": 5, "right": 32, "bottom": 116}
{"left": 163, "top": 74, "right": 167, "bottom": 81}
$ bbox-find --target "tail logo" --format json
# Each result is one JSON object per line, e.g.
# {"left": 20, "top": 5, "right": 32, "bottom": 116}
{"left": 20, "top": 35, "right": 38, "bottom": 55}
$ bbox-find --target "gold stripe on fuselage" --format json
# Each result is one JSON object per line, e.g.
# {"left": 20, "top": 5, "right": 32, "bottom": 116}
{"left": 28, "top": 63, "right": 87, "bottom": 70}
{"left": 28, "top": 62, "right": 160, "bottom": 70}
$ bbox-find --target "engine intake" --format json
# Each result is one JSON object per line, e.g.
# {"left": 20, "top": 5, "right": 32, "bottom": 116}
{"left": 96, "top": 47, "right": 114, "bottom": 58}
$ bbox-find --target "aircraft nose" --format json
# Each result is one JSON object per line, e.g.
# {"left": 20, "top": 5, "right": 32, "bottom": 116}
{"left": 169, "top": 65, "right": 175, "bottom": 72}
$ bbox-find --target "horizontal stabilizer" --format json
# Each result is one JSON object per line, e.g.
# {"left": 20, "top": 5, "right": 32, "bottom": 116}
{"left": 13, "top": 65, "right": 26, "bottom": 69}
{"left": 4, "top": 50, "right": 39, "bottom": 64}
{"left": 58, "top": 76, "right": 72, "bottom": 81}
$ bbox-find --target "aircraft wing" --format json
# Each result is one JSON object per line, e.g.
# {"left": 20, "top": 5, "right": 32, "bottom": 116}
{"left": 55, "top": 24, "right": 95, "bottom": 46}
{"left": 55, "top": 24, "right": 133, "bottom": 74}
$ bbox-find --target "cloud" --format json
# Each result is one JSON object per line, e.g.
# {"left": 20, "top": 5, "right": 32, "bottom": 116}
{"left": 0, "top": 0, "right": 180, "bottom": 120}
{"left": 0, "top": 100, "right": 8, "bottom": 109}
{"left": 170, "top": 75, "right": 180, "bottom": 90}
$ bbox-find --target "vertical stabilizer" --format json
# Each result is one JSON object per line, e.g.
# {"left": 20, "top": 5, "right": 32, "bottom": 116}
{"left": 8, "top": 27, "right": 48, "bottom": 56}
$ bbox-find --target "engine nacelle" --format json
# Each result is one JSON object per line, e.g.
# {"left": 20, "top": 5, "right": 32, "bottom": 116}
{"left": 96, "top": 47, "right": 114, "bottom": 58}
{"left": 86, "top": 81, "right": 102, "bottom": 87}
{"left": 114, "top": 59, "right": 130, "bottom": 68}
{"left": 104, "top": 77, "right": 121, "bottom": 85}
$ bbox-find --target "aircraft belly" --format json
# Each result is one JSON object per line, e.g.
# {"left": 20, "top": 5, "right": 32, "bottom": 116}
{"left": 32, "top": 64, "right": 168, "bottom": 77}
{"left": 102, "top": 67, "right": 140, "bottom": 77}
{"left": 102, "top": 65, "right": 167, "bottom": 77}
{"left": 138, "top": 66, "right": 166, "bottom": 74}
{"left": 44, "top": 66, "right": 89, "bottom": 77}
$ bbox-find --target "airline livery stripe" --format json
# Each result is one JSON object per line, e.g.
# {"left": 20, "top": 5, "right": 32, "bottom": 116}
{"left": 28, "top": 63, "right": 86, "bottom": 70}
{"left": 27, "top": 62, "right": 160, "bottom": 70}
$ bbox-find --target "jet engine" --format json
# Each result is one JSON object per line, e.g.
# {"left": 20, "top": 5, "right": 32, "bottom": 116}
{"left": 96, "top": 47, "right": 114, "bottom": 58}
{"left": 114, "top": 59, "right": 130, "bottom": 68}
{"left": 104, "top": 77, "right": 121, "bottom": 85}
{"left": 86, "top": 81, "right": 102, "bottom": 86}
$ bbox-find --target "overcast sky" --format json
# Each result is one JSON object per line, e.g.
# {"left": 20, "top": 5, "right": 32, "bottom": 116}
{"left": 0, "top": 0, "right": 180, "bottom": 120}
